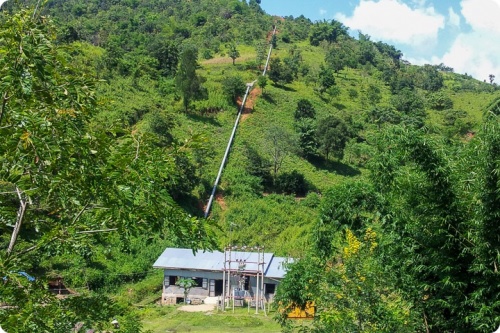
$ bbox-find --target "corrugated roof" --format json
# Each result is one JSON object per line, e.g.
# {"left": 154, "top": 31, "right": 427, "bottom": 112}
{"left": 153, "top": 248, "right": 289, "bottom": 279}
{"left": 265, "top": 256, "right": 291, "bottom": 279}
{"left": 153, "top": 248, "right": 223, "bottom": 271}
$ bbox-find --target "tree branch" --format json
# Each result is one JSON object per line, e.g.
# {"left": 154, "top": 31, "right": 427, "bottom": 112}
{"left": 76, "top": 228, "right": 118, "bottom": 234}
{"left": 7, "top": 187, "right": 29, "bottom": 256}
{"left": 71, "top": 202, "right": 90, "bottom": 225}
{"left": 16, "top": 236, "right": 59, "bottom": 257}
{"left": 0, "top": 92, "right": 9, "bottom": 127}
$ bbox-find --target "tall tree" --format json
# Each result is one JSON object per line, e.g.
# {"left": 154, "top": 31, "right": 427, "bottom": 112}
{"left": 221, "top": 75, "right": 245, "bottom": 104}
{"left": 318, "top": 65, "right": 336, "bottom": 95}
{"left": 268, "top": 57, "right": 294, "bottom": 86}
{"left": 325, "top": 39, "right": 356, "bottom": 74}
{"left": 369, "top": 122, "right": 500, "bottom": 332}
{"left": 264, "top": 126, "right": 295, "bottom": 177}
{"left": 309, "top": 20, "right": 348, "bottom": 46}
{"left": 316, "top": 116, "right": 352, "bottom": 160}
{"left": 257, "top": 75, "right": 267, "bottom": 94}
{"left": 227, "top": 42, "right": 240, "bottom": 65}
{"left": 148, "top": 38, "right": 179, "bottom": 77}
{"left": 175, "top": 45, "right": 206, "bottom": 112}
{"left": 294, "top": 99, "right": 316, "bottom": 120}
{"left": 255, "top": 40, "right": 267, "bottom": 69}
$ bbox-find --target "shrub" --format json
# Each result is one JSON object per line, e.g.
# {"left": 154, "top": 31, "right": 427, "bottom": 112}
{"left": 275, "top": 170, "right": 308, "bottom": 196}
{"left": 427, "top": 92, "right": 453, "bottom": 110}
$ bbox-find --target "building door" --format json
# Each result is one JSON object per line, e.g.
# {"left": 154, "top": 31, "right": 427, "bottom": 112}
{"left": 215, "top": 280, "right": 223, "bottom": 296}
{"left": 209, "top": 279, "right": 215, "bottom": 297}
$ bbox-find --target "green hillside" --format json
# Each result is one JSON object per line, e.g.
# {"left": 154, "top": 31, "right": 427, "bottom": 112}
{"left": 1, "top": 0, "right": 500, "bottom": 332}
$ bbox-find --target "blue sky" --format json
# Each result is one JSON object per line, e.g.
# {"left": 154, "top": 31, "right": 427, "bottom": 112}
{"left": 261, "top": 0, "right": 500, "bottom": 82}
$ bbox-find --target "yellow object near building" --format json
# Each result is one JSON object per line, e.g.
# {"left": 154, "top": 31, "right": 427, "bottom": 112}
{"left": 286, "top": 301, "right": 315, "bottom": 319}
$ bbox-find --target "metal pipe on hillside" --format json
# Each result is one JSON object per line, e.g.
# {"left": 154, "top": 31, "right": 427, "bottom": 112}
{"left": 204, "top": 25, "right": 276, "bottom": 218}
{"left": 262, "top": 26, "right": 277, "bottom": 76}
{"left": 204, "top": 82, "right": 253, "bottom": 218}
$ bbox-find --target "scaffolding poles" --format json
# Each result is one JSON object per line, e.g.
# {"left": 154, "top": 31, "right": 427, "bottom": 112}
{"left": 221, "top": 246, "right": 265, "bottom": 314}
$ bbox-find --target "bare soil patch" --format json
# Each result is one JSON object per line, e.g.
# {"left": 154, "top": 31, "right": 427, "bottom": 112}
{"left": 239, "top": 87, "right": 261, "bottom": 122}
{"left": 216, "top": 193, "right": 227, "bottom": 211}
{"left": 178, "top": 304, "right": 216, "bottom": 312}
{"left": 202, "top": 56, "right": 253, "bottom": 65}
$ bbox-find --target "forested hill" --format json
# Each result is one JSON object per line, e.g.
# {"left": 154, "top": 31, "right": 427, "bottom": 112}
{"left": 1, "top": 0, "right": 500, "bottom": 332}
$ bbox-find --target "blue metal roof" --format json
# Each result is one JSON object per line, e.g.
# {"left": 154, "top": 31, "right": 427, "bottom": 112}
{"left": 153, "top": 248, "right": 289, "bottom": 279}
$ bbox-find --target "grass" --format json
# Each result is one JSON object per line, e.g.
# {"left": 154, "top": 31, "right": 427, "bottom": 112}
{"left": 140, "top": 305, "right": 283, "bottom": 333}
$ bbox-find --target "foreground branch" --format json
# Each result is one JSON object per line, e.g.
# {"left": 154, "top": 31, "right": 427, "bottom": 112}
{"left": 0, "top": 92, "right": 9, "bottom": 127}
{"left": 7, "top": 187, "right": 28, "bottom": 256}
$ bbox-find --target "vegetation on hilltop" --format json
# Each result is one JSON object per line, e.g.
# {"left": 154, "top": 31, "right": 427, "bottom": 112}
{"left": 1, "top": 0, "right": 499, "bottom": 331}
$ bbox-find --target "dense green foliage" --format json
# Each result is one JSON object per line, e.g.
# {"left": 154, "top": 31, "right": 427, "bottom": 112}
{"left": 1, "top": 0, "right": 500, "bottom": 331}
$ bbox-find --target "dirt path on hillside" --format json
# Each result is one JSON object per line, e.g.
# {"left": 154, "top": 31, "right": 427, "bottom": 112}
{"left": 201, "top": 56, "right": 253, "bottom": 65}
{"left": 239, "top": 87, "right": 261, "bottom": 122}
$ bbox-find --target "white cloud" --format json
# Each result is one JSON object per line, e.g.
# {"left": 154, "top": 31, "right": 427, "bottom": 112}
{"left": 319, "top": 9, "right": 327, "bottom": 16}
{"left": 461, "top": 0, "right": 500, "bottom": 33}
{"left": 437, "top": 34, "right": 500, "bottom": 80}
{"left": 432, "top": 0, "right": 500, "bottom": 80}
{"left": 335, "top": 0, "right": 445, "bottom": 48}
{"left": 447, "top": 7, "right": 460, "bottom": 27}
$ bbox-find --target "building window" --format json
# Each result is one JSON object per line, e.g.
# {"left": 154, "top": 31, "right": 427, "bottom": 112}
{"left": 194, "top": 277, "right": 203, "bottom": 287}
{"left": 169, "top": 276, "right": 177, "bottom": 286}
{"left": 265, "top": 283, "right": 276, "bottom": 294}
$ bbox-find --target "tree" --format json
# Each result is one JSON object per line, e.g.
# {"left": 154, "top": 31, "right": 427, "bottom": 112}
{"left": 427, "top": 91, "right": 453, "bottom": 110}
{"left": 309, "top": 20, "right": 348, "bottom": 46}
{"left": 374, "top": 41, "right": 402, "bottom": 67}
{"left": 365, "top": 84, "right": 382, "bottom": 106}
{"left": 357, "top": 33, "right": 376, "bottom": 66}
{"left": 368, "top": 122, "right": 500, "bottom": 332}
{"left": 296, "top": 118, "right": 318, "bottom": 158}
{"left": 227, "top": 42, "right": 240, "bottom": 65}
{"left": 257, "top": 75, "right": 267, "bottom": 94}
{"left": 0, "top": 9, "right": 213, "bottom": 332}
{"left": 318, "top": 65, "right": 336, "bottom": 95}
{"left": 176, "top": 277, "right": 198, "bottom": 304}
{"left": 274, "top": 170, "right": 308, "bottom": 196}
{"left": 148, "top": 38, "right": 179, "bottom": 77}
{"left": 0, "top": 10, "right": 127, "bottom": 332}
{"left": 391, "top": 87, "right": 425, "bottom": 119}
{"left": 244, "top": 143, "right": 273, "bottom": 188}
{"left": 255, "top": 40, "right": 267, "bottom": 69}
{"left": 270, "top": 33, "right": 278, "bottom": 49}
{"left": 222, "top": 75, "right": 246, "bottom": 104}
{"left": 366, "top": 106, "right": 400, "bottom": 129}
{"left": 418, "top": 64, "right": 444, "bottom": 91}
{"left": 294, "top": 99, "right": 316, "bottom": 120}
{"left": 316, "top": 116, "right": 352, "bottom": 159}
{"left": 489, "top": 74, "right": 495, "bottom": 84}
{"left": 175, "top": 45, "right": 206, "bottom": 111}
{"left": 325, "top": 40, "right": 356, "bottom": 74}
{"left": 277, "top": 211, "right": 416, "bottom": 333}
{"left": 268, "top": 57, "right": 294, "bottom": 86}
{"left": 264, "top": 126, "right": 295, "bottom": 177}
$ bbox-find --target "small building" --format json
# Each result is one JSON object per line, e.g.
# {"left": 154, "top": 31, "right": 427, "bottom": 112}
{"left": 153, "top": 247, "right": 289, "bottom": 306}
{"left": 48, "top": 276, "right": 78, "bottom": 298}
